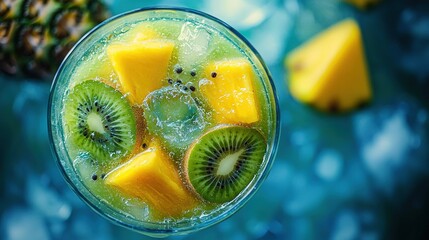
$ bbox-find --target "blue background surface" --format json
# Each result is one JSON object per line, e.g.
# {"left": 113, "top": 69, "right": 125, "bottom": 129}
{"left": 1, "top": 0, "right": 429, "bottom": 239}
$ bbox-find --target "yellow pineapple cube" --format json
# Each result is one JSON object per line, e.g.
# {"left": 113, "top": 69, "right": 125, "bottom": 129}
{"left": 107, "top": 40, "right": 174, "bottom": 105}
{"left": 105, "top": 144, "right": 198, "bottom": 218}
{"left": 200, "top": 58, "right": 259, "bottom": 124}
{"left": 285, "top": 18, "right": 372, "bottom": 112}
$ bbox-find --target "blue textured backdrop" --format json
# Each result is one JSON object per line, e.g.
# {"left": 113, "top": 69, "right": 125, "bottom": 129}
{"left": 1, "top": 0, "right": 429, "bottom": 239}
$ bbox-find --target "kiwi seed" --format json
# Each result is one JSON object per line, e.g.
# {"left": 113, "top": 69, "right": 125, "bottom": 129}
{"left": 175, "top": 65, "right": 183, "bottom": 74}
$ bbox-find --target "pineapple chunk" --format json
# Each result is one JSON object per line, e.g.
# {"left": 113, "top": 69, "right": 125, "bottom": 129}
{"left": 344, "top": 0, "right": 381, "bottom": 9}
{"left": 105, "top": 144, "right": 198, "bottom": 218}
{"left": 200, "top": 58, "right": 259, "bottom": 124}
{"left": 285, "top": 19, "right": 372, "bottom": 112}
{"left": 107, "top": 40, "right": 174, "bottom": 105}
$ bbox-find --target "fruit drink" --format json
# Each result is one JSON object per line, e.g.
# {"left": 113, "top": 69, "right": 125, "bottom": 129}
{"left": 49, "top": 8, "right": 279, "bottom": 236}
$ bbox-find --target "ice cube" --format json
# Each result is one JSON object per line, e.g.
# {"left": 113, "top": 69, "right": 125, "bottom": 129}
{"left": 1, "top": 207, "right": 49, "bottom": 240}
{"left": 178, "top": 23, "right": 212, "bottom": 69}
{"left": 143, "top": 87, "right": 207, "bottom": 158}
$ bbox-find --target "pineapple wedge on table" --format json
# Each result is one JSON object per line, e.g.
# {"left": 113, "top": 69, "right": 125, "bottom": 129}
{"left": 0, "top": 0, "right": 109, "bottom": 80}
{"left": 285, "top": 19, "right": 372, "bottom": 113}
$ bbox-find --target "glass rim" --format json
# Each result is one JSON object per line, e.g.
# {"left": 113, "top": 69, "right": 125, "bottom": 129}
{"left": 48, "top": 6, "right": 281, "bottom": 237}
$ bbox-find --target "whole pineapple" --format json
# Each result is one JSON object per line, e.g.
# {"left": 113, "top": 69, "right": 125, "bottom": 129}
{"left": 0, "top": 0, "right": 109, "bottom": 80}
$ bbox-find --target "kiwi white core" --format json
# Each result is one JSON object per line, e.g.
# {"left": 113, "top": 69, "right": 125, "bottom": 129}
{"left": 87, "top": 112, "right": 106, "bottom": 134}
{"left": 216, "top": 149, "right": 245, "bottom": 176}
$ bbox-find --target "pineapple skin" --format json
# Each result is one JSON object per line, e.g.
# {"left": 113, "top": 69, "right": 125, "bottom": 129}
{"left": 0, "top": 0, "right": 109, "bottom": 80}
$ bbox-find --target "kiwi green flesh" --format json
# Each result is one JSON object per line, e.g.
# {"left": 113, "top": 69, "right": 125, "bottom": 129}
{"left": 186, "top": 125, "right": 266, "bottom": 203}
{"left": 143, "top": 86, "right": 206, "bottom": 159}
{"left": 63, "top": 80, "right": 136, "bottom": 162}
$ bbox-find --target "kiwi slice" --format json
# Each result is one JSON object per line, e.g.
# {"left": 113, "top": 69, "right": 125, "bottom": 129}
{"left": 185, "top": 125, "right": 266, "bottom": 203}
{"left": 63, "top": 80, "right": 136, "bottom": 162}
